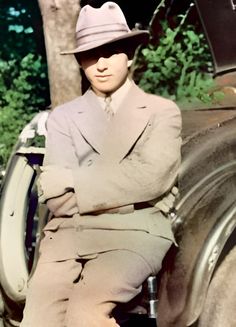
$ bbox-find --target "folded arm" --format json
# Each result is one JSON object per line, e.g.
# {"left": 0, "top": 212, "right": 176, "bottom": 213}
{"left": 74, "top": 108, "right": 181, "bottom": 214}
{"left": 38, "top": 104, "right": 181, "bottom": 215}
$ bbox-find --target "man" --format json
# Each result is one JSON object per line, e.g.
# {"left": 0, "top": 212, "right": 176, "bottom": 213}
{"left": 20, "top": 2, "right": 181, "bottom": 327}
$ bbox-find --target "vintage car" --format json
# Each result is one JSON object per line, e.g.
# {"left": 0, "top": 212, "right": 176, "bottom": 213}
{"left": 1, "top": 0, "right": 236, "bottom": 326}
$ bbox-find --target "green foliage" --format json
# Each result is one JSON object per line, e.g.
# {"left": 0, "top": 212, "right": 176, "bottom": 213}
{"left": 0, "top": 0, "right": 43, "bottom": 61}
{"left": 134, "top": 19, "right": 223, "bottom": 107}
{"left": 0, "top": 53, "right": 49, "bottom": 168}
{"left": 0, "top": 1, "right": 49, "bottom": 172}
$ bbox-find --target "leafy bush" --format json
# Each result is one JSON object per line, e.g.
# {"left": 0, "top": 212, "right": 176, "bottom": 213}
{"left": 134, "top": 19, "right": 224, "bottom": 107}
{"left": 0, "top": 53, "right": 49, "bottom": 168}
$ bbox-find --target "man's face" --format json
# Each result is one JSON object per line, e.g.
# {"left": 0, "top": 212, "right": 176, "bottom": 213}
{"left": 79, "top": 45, "right": 132, "bottom": 96}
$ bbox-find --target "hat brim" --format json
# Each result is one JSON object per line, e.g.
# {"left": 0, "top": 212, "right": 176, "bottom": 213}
{"left": 61, "top": 30, "right": 149, "bottom": 55}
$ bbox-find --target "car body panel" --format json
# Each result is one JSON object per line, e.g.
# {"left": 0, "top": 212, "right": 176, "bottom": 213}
{"left": 195, "top": 0, "right": 236, "bottom": 76}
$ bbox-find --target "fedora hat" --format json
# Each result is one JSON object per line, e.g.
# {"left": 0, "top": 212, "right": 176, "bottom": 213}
{"left": 61, "top": 2, "right": 149, "bottom": 54}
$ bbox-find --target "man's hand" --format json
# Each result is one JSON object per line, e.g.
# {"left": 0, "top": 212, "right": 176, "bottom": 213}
{"left": 154, "top": 186, "right": 179, "bottom": 214}
{"left": 47, "top": 192, "right": 79, "bottom": 217}
{"left": 37, "top": 165, "right": 74, "bottom": 203}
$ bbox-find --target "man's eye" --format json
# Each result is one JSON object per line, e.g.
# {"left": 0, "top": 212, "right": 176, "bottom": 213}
{"left": 100, "top": 49, "right": 113, "bottom": 58}
{"left": 113, "top": 48, "right": 122, "bottom": 54}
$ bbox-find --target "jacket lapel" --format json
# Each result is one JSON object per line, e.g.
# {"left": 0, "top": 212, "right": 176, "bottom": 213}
{"left": 71, "top": 84, "right": 152, "bottom": 161}
{"left": 101, "top": 83, "right": 152, "bottom": 162}
{"left": 71, "top": 89, "right": 108, "bottom": 154}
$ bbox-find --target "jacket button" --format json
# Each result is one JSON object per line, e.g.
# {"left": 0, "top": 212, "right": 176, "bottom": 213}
{"left": 87, "top": 159, "right": 93, "bottom": 166}
{"left": 76, "top": 225, "right": 83, "bottom": 232}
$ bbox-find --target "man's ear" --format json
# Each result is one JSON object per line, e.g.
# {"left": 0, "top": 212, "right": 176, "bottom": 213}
{"left": 127, "top": 59, "right": 133, "bottom": 68}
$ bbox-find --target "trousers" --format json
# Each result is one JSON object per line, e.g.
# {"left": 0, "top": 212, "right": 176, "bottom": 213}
{"left": 20, "top": 239, "right": 171, "bottom": 327}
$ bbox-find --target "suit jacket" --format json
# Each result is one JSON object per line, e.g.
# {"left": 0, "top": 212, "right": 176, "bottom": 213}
{"left": 38, "top": 82, "right": 182, "bottom": 263}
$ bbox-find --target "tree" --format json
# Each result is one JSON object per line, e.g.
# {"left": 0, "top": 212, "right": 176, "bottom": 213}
{"left": 0, "top": 1, "right": 50, "bottom": 168}
{"left": 37, "top": 0, "right": 82, "bottom": 108}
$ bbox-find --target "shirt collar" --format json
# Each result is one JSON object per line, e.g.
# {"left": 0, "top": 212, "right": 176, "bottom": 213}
{"left": 96, "top": 78, "right": 133, "bottom": 114}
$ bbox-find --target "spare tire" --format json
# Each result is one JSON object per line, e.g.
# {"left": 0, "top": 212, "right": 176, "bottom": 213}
{"left": 0, "top": 150, "right": 46, "bottom": 324}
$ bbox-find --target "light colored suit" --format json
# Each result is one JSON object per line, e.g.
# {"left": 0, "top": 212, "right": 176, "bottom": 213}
{"left": 37, "top": 82, "right": 181, "bottom": 263}
{"left": 21, "top": 82, "right": 181, "bottom": 327}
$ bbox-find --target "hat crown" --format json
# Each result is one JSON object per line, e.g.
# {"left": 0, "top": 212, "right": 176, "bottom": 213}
{"left": 75, "top": 2, "right": 131, "bottom": 49}
{"left": 76, "top": 2, "right": 130, "bottom": 33}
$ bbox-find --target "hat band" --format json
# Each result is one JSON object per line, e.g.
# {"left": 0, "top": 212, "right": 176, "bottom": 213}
{"left": 76, "top": 23, "right": 130, "bottom": 46}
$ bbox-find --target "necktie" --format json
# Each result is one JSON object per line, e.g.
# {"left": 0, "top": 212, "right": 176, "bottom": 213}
{"left": 104, "top": 96, "right": 114, "bottom": 120}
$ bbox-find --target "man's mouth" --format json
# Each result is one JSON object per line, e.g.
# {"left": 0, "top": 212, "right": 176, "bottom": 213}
{"left": 95, "top": 75, "right": 112, "bottom": 78}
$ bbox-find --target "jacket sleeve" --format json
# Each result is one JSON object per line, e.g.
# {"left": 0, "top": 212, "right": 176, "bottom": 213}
{"left": 37, "top": 108, "right": 79, "bottom": 215}
{"left": 46, "top": 192, "right": 79, "bottom": 217}
{"left": 73, "top": 105, "right": 182, "bottom": 214}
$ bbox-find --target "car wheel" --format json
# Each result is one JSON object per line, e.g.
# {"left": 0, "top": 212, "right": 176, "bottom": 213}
{"left": 197, "top": 246, "right": 236, "bottom": 327}
{"left": 0, "top": 151, "right": 46, "bottom": 325}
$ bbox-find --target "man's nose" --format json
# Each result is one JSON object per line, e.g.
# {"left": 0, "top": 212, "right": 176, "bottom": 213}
{"left": 96, "top": 57, "right": 108, "bottom": 71}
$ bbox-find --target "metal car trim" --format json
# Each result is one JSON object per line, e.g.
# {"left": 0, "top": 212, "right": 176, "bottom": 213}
{"left": 230, "top": 0, "right": 236, "bottom": 10}
{"left": 186, "top": 203, "right": 236, "bottom": 325}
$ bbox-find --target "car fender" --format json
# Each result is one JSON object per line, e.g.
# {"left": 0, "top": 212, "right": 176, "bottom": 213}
{"left": 157, "top": 111, "right": 236, "bottom": 327}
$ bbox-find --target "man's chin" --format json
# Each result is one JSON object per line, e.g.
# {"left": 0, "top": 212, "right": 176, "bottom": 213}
{"left": 92, "top": 85, "right": 118, "bottom": 96}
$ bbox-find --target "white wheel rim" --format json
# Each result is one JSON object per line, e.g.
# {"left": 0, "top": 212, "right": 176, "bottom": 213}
{"left": 0, "top": 155, "right": 36, "bottom": 302}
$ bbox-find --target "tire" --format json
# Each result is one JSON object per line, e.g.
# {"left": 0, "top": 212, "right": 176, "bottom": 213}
{"left": 0, "top": 151, "right": 46, "bottom": 324}
{"left": 197, "top": 246, "right": 236, "bottom": 327}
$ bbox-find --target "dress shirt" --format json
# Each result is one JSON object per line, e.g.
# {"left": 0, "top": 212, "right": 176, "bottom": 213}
{"left": 96, "top": 78, "right": 132, "bottom": 114}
